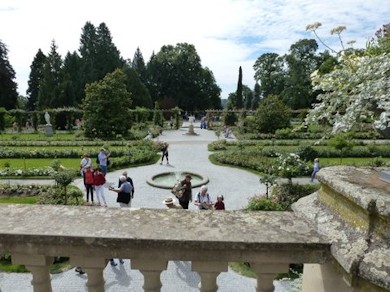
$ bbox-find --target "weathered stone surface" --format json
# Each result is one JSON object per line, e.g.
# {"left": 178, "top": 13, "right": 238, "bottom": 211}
{"left": 292, "top": 166, "right": 390, "bottom": 290}
{"left": 0, "top": 204, "right": 329, "bottom": 264}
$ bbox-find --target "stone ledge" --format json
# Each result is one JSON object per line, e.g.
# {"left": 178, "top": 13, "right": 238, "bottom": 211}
{"left": 316, "top": 166, "right": 390, "bottom": 216}
{"left": 0, "top": 204, "right": 329, "bottom": 264}
{"left": 292, "top": 187, "right": 390, "bottom": 290}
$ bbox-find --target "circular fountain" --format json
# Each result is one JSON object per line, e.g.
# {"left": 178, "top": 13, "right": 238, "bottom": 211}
{"left": 147, "top": 171, "right": 209, "bottom": 189}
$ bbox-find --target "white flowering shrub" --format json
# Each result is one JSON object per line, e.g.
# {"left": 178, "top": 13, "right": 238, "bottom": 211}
{"left": 305, "top": 53, "right": 390, "bottom": 134}
{"left": 273, "top": 153, "right": 309, "bottom": 183}
{"left": 0, "top": 167, "right": 57, "bottom": 177}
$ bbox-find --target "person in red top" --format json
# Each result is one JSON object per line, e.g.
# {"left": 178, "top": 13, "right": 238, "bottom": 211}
{"left": 94, "top": 167, "right": 107, "bottom": 207}
{"left": 84, "top": 166, "right": 95, "bottom": 205}
{"left": 214, "top": 195, "right": 225, "bottom": 210}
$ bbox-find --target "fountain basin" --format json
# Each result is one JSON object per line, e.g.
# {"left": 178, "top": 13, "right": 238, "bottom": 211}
{"left": 147, "top": 171, "right": 209, "bottom": 189}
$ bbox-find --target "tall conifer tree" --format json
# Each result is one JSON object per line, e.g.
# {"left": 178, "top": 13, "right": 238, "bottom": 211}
{"left": 236, "top": 66, "right": 243, "bottom": 109}
{"left": 37, "top": 40, "right": 63, "bottom": 109}
{"left": 0, "top": 40, "right": 18, "bottom": 110}
{"left": 26, "top": 49, "right": 46, "bottom": 110}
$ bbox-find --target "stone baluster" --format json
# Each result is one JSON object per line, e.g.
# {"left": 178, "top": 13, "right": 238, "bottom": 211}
{"left": 132, "top": 258, "right": 168, "bottom": 292}
{"left": 70, "top": 257, "right": 107, "bottom": 292}
{"left": 250, "top": 263, "right": 289, "bottom": 292}
{"left": 192, "top": 261, "right": 228, "bottom": 292}
{"left": 12, "top": 253, "right": 53, "bottom": 292}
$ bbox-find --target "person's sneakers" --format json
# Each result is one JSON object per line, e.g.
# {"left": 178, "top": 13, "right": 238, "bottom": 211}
{"left": 119, "top": 259, "right": 124, "bottom": 264}
{"left": 75, "top": 267, "right": 85, "bottom": 275}
{"left": 110, "top": 260, "right": 117, "bottom": 266}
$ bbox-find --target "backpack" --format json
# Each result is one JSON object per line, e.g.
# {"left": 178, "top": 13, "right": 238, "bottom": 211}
{"left": 197, "top": 193, "right": 211, "bottom": 209}
{"left": 96, "top": 156, "right": 100, "bottom": 164}
{"left": 171, "top": 182, "right": 183, "bottom": 198}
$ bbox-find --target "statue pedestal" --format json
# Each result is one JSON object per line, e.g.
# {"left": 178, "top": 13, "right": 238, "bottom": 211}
{"left": 44, "top": 124, "right": 53, "bottom": 136}
{"left": 188, "top": 124, "right": 195, "bottom": 134}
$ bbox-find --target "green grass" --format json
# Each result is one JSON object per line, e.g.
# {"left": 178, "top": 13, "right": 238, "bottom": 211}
{"left": 0, "top": 196, "right": 37, "bottom": 204}
{"left": 229, "top": 262, "right": 256, "bottom": 278}
{"left": 0, "top": 256, "right": 72, "bottom": 274}
{"left": 0, "top": 132, "right": 79, "bottom": 140}
{"left": 321, "top": 157, "right": 390, "bottom": 166}
{"left": 0, "top": 158, "right": 80, "bottom": 169}
{"left": 0, "top": 259, "right": 29, "bottom": 273}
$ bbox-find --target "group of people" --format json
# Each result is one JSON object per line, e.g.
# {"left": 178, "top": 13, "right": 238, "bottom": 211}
{"left": 77, "top": 151, "right": 135, "bottom": 273}
{"left": 164, "top": 174, "right": 225, "bottom": 210}
{"left": 80, "top": 153, "right": 107, "bottom": 206}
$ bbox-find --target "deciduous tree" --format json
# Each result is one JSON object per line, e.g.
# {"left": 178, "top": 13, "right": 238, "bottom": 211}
{"left": 82, "top": 69, "right": 132, "bottom": 139}
{"left": 254, "top": 95, "right": 290, "bottom": 133}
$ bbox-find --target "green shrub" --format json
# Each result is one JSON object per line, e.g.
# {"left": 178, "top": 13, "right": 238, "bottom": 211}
{"left": 37, "top": 185, "right": 83, "bottom": 205}
{"left": 50, "top": 159, "right": 62, "bottom": 171}
{"left": 246, "top": 196, "right": 284, "bottom": 211}
{"left": 272, "top": 183, "right": 320, "bottom": 210}
{"left": 297, "top": 146, "right": 318, "bottom": 162}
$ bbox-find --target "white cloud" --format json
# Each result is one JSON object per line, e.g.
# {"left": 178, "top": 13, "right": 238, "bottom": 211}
{"left": 0, "top": 0, "right": 389, "bottom": 100}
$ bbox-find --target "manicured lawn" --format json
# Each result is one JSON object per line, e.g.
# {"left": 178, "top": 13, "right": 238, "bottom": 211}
{"left": 321, "top": 157, "right": 390, "bottom": 166}
{"left": 0, "top": 132, "right": 79, "bottom": 140}
{"left": 0, "top": 158, "right": 80, "bottom": 169}
{"left": 0, "top": 196, "right": 37, "bottom": 204}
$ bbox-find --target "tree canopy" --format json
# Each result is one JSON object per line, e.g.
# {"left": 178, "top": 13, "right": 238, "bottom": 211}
{"left": 82, "top": 69, "right": 132, "bottom": 139}
{"left": 0, "top": 40, "right": 18, "bottom": 110}
{"left": 305, "top": 23, "right": 390, "bottom": 136}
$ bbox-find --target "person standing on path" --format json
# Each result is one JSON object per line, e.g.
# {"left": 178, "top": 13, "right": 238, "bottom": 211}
{"left": 80, "top": 153, "right": 91, "bottom": 179}
{"left": 178, "top": 174, "right": 192, "bottom": 209}
{"left": 97, "top": 148, "right": 109, "bottom": 175}
{"left": 194, "top": 185, "right": 213, "bottom": 210}
{"left": 214, "top": 195, "right": 225, "bottom": 210}
{"left": 311, "top": 158, "right": 320, "bottom": 182}
{"left": 94, "top": 167, "right": 107, "bottom": 207}
{"left": 120, "top": 171, "right": 135, "bottom": 199}
{"left": 160, "top": 142, "right": 169, "bottom": 165}
{"left": 84, "top": 166, "right": 95, "bottom": 205}
{"left": 163, "top": 197, "right": 183, "bottom": 209}
{"left": 108, "top": 175, "right": 132, "bottom": 266}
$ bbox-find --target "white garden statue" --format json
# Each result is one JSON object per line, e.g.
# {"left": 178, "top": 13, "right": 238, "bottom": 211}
{"left": 44, "top": 112, "right": 51, "bottom": 125}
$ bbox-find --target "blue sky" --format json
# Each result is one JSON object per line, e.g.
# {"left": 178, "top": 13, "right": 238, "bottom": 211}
{"left": 0, "top": 0, "right": 389, "bottom": 100}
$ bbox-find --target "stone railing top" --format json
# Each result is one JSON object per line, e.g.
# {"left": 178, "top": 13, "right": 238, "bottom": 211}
{"left": 317, "top": 166, "right": 390, "bottom": 216}
{"left": 0, "top": 204, "right": 329, "bottom": 263}
{"left": 293, "top": 166, "right": 390, "bottom": 290}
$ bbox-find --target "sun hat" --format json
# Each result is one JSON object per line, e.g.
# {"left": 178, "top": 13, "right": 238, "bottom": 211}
{"left": 163, "top": 197, "right": 176, "bottom": 205}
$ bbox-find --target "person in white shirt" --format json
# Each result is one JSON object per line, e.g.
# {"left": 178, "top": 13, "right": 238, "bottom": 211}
{"left": 194, "top": 185, "right": 213, "bottom": 210}
{"left": 80, "top": 153, "right": 91, "bottom": 180}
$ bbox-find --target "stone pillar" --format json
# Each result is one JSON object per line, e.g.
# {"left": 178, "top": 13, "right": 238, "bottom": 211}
{"left": 44, "top": 124, "right": 53, "bottom": 136}
{"left": 192, "top": 261, "right": 228, "bottom": 292}
{"left": 12, "top": 254, "right": 53, "bottom": 292}
{"left": 302, "top": 263, "right": 354, "bottom": 292}
{"left": 132, "top": 259, "right": 168, "bottom": 292}
{"left": 251, "top": 263, "right": 289, "bottom": 292}
{"left": 70, "top": 257, "right": 107, "bottom": 292}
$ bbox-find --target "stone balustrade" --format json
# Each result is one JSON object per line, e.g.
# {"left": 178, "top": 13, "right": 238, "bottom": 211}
{"left": 0, "top": 204, "right": 330, "bottom": 292}
{"left": 293, "top": 166, "right": 390, "bottom": 292}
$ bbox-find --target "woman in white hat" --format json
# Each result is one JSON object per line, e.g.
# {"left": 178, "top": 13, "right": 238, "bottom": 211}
{"left": 163, "top": 197, "right": 182, "bottom": 209}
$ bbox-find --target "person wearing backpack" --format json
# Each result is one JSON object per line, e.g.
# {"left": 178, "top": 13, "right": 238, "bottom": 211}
{"left": 194, "top": 185, "right": 213, "bottom": 210}
{"left": 178, "top": 174, "right": 192, "bottom": 209}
